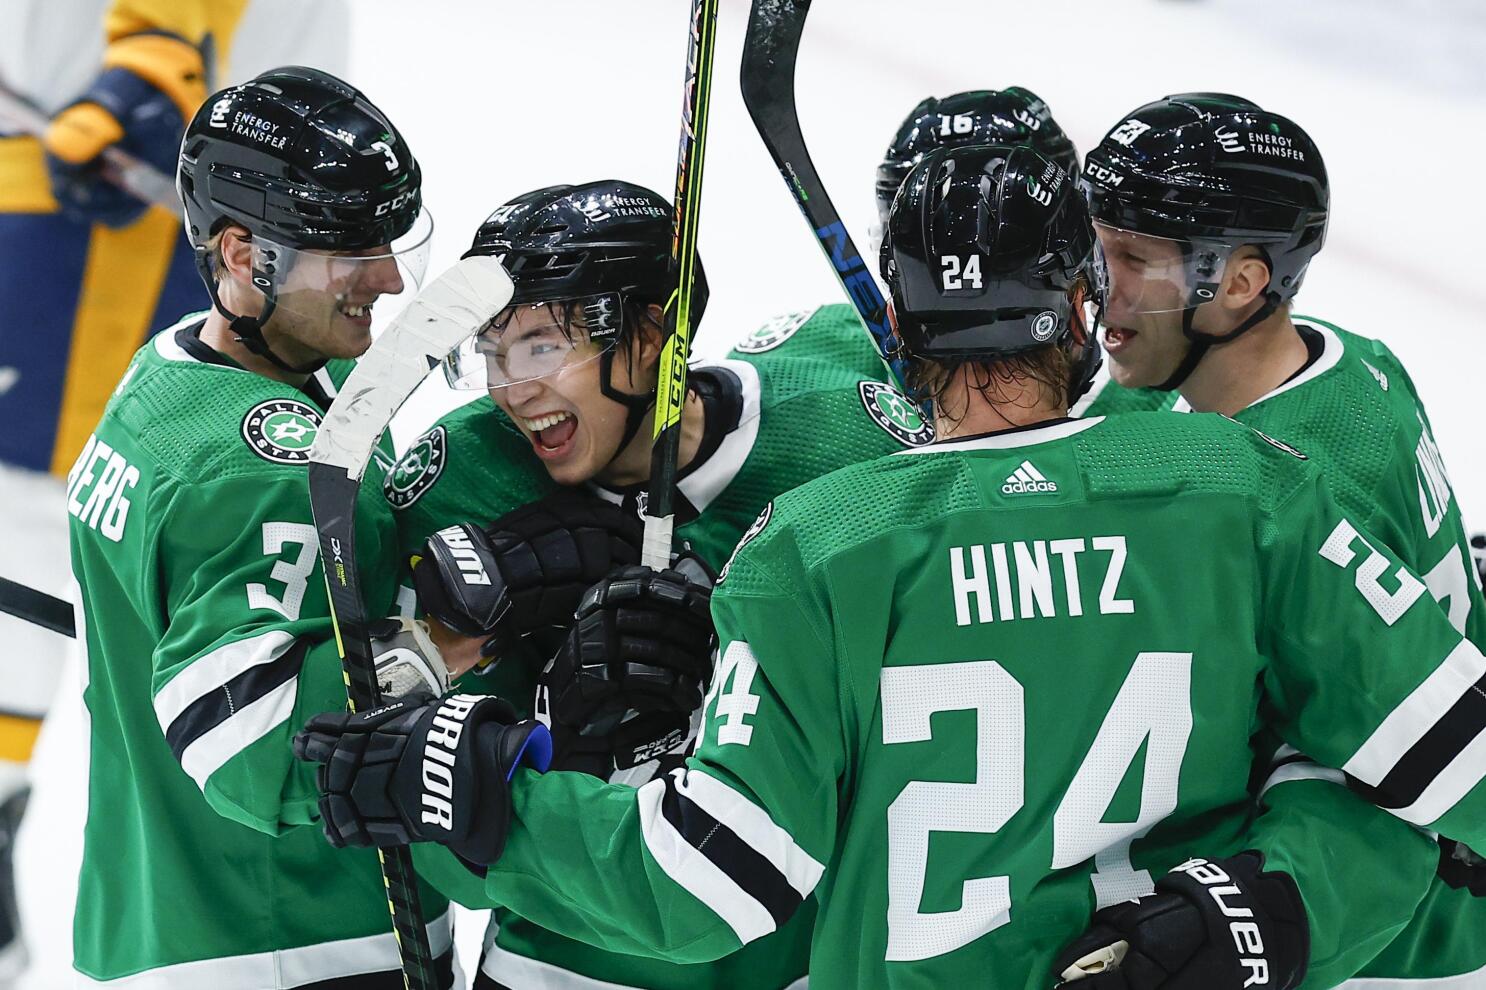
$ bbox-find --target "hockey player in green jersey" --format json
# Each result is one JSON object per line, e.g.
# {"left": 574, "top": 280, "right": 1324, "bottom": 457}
{"left": 385, "top": 177, "right": 933, "bottom": 988}
{"left": 1081, "top": 94, "right": 1486, "bottom": 989}
{"left": 298, "top": 143, "right": 1486, "bottom": 990}
{"left": 66, "top": 67, "right": 481, "bottom": 988}
{"left": 867, "top": 85, "right": 1172, "bottom": 422}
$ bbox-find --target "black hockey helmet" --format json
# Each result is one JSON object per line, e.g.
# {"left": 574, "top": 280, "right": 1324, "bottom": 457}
{"left": 178, "top": 66, "right": 429, "bottom": 372}
{"left": 462, "top": 179, "right": 708, "bottom": 325}
{"left": 882, "top": 144, "right": 1101, "bottom": 402}
{"left": 1081, "top": 93, "right": 1328, "bottom": 388}
{"left": 450, "top": 180, "right": 708, "bottom": 450}
{"left": 876, "top": 88, "right": 1079, "bottom": 232}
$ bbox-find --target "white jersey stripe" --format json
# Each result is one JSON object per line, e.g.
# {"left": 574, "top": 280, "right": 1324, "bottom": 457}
{"left": 74, "top": 909, "right": 453, "bottom": 988}
{"left": 673, "top": 769, "right": 825, "bottom": 899}
{"left": 153, "top": 629, "right": 300, "bottom": 735}
{"left": 178, "top": 674, "right": 299, "bottom": 790}
{"left": 478, "top": 936, "right": 809, "bottom": 990}
{"left": 1340, "top": 958, "right": 1486, "bottom": 989}
{"left": 1343, "top": 639, "right": 1486, "bottom": 792}
{"left": 635, "top": 776, "right": 776, "bottom": 946}
{"left": 1260, "top": 760, "right": 1347, "bottom": 796}
{"left": 1394, "top": 723, "right": 1486, "bottom": 827}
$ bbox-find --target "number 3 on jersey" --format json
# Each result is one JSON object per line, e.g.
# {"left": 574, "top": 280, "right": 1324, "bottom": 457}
{"left": 881, "top": 652, "right": 1193, "bottom": 962}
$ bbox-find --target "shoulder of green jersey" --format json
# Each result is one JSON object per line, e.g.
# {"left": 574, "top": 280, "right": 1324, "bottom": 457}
{"left": 674, "top": 358, "right": 763, "bottom": 515}
{"left": 732, "top": 307, "right": 820, "bottom": 354}
{"left": 384, "top": 424, "right": 448, "bottom": 509}
{"left": 718, "top": 500, "right": 775, "bottom": 583}
{"left": 134, "top": 332, "right": 334, "bottom": 476}
{"left": 858, "top": 380, "right": 934, "bottom": 446}
{"left": 895, "top": 417, "right": 1101, "bottom": 455}
{"left": 241, "top": 398, "right": 322, "bottom": 464}
{"left": 1219, "top": 415, "right": 1309, "bottom": 460}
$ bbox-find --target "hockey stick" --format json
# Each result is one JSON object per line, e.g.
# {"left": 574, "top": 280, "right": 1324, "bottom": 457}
{"left": 308, "top": 255, "right": 514, "bottom": 990}
{"left": 740, "top": 0, "right": 909, "bottom": 392}
{"left": 643, "top": 0, "right": 720, "bottom": 568}
{"left": 0, "top": 78, "right": 182, "bottom": 216}
{"left": 0, "top": 577, "right": 75, "bottom": 638}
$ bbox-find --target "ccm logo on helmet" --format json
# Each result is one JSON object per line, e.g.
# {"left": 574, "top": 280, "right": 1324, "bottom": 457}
{"left": 1084, "top": 161, "right": 1124, "bottom": 187}
{"left": 374, "top": 188, "right": 417, "bottom": 217}
{"left": 1170, "top": 858, "right": 1273, "bottom": 989}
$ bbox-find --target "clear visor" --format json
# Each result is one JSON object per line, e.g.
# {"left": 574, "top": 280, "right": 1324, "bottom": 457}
{"left": 248, "top": 208, "right": 434, "bottom": 335}
{"left": 1092, "top": 220, "right": 1235, "bottom": 316}
{"left": 443, "top": 292, "right": 624, "bottom": 391}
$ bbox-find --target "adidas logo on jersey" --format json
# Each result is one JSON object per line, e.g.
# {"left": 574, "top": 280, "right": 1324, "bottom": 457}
{"left": 1002, "top": 461, "right": 1058, "bottom": 495}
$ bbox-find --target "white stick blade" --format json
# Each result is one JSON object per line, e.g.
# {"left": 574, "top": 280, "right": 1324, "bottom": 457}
{"left": 311, "top": 256, "right": 513, "bottom": 476}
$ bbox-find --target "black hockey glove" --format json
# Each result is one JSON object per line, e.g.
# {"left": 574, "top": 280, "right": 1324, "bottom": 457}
{"left": 293, "top": 694, "right": 551, "bottom": 866}
{"left": 1051, "top": 852, "right": 1308, "bottom": 990}
{"left": 536, "top": 556, "right": 717, "bottom": 780}
{"left": 412, "top": 491, "right": 643, "bottom": 653}
{"left": 1438, "top": 838, "right": 1486, "bottom": 896}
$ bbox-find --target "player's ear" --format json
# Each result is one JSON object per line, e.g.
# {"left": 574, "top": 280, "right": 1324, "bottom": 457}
{"left": 635, "top": 303, "right": 667, "bottom": 371}
{"left": 217, "top": 225, "right": 254, "bottom": 284}
{"left": 1222, "top": 248, "right": 1272, "bottom": 310}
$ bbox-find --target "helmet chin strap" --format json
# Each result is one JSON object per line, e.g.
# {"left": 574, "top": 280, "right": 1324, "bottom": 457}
{"left": 193, "top": 247, "right": 329, "bottom": 376}
{"left": 1067, "top": 303, "right": 1105, "bottom": 405}
{"left": 1152, "top": 291, "right": 1277, "bottom": 393}
{"left": 597, "top": 348, "right": 655, "bottom": 456}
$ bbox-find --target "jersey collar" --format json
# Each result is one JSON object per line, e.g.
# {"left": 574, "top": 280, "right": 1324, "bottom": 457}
{"left": 590, "top": 358, "right": 763, "bottom": 521}
{"left": 1243, "top": 320, "right": 1344, "bottom": 409}
{"left": 152, "top": 313, "right": 341, "bottom": 409}
{"left": 896, "top": 416, "right": 1102, "bottom": 455}
{"left": 1168, "top": 320, "right": 1344, "bottom": 416}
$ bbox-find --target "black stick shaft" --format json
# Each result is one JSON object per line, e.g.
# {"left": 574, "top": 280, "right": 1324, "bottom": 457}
{"left": 310, "top": 465, "right": 439, "bottom": 990}
{"left": 0, "top": 577, "right": 75, "bottom": 638}
{"left": 740, "top": 0, "right": 910, "bottom": 391}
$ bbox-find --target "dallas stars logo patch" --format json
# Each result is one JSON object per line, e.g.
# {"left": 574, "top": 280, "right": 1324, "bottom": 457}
{"left": 384, "top": 426, "right": 448, "bottom": 508}
{"left": 241, "top": 399, "right": 321, "bottom": 464}
{"left": 733, "top": 310, "right": 812, "bottom": 354}
{"left": 859, "top": 381, "right": 934, "bottom": 446}
{"left": 719, "top": 501, "right": 773, "bottom": 584}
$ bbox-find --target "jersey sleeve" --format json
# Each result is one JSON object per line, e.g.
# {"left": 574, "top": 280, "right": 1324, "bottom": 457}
{"left": 150, "top": 471, "right": 370, "bottom": 834}
{"left": 467, "top": 516, "right": 842, "bottom": 963}
{"left": 1239, "top": 749, "right": 1439, "bottom": 988}
{"left": 1235, "top": 425, "right": 1452, "bottom": 987}
{"left": 1258, "top": 472, "right": 1486, "bottom": 848}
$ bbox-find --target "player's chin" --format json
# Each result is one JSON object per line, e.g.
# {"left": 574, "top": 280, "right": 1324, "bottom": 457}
{"left": 1106, "top": 354, "right": 1156, "bottom": 389}
{"left": 327, "top": 317, "right": 375, "bottom": 359}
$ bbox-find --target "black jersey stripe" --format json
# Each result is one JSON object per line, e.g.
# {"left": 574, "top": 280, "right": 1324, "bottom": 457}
{"left": 165, "top": 637, "right": 309, "bottom": 763}
{"left": 1351, "top": 669, "right": 1486, "bottom": 810}
{"left": 659, "top": 774, "right": 802, "bottom": 928}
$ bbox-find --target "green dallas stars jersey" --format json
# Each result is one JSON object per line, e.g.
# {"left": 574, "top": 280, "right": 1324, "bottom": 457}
{"left": 1218, "top": 317, "right": 1486, "bottom": 988}
{"left": 397, "top": 304, "right": 924, "bottom": 989}
{"left": 67, "top": 316, "right": 452, "bottom": 988}
{"left": 460, "top": 411, "right": 1486, "bottom": 990}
